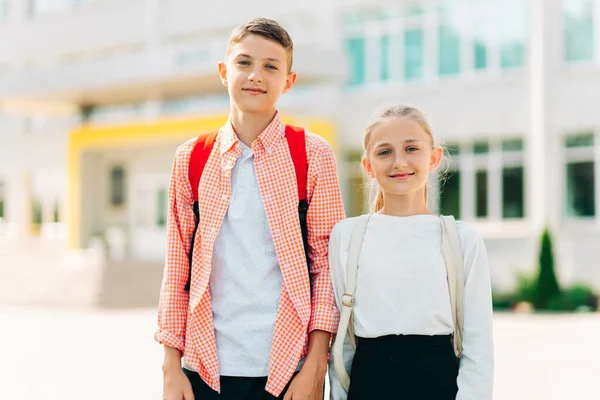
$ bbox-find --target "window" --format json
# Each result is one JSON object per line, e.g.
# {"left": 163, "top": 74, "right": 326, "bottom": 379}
{"left": 473, "top": 141, "right": 490, "bottom": 154}
{"left": 441, "top": 136, "right": 525, "bottom": 221}
{"left": 439, "top": 171, "right": 461, "bottom": 218}
{"left": 110, "top": 166, "right": 126, "bottom": 207}
{"left": 438, "top": 25, "right": 460, "bottom": 76}
{"left": 502, "top": 167, "right": 525, "bottom": 218}
{"left": 564, "top": 132, "right": 595, "bottom": 218}
{"left": 563, "top": 0, "right": 594, "bottom": 63}
{"left": 404, "top": 29, "right": 424, "bottom": 81}
{"left": 476, "top": 171, "right": 489, "bottom": 218}
{"left": 30, "top": 0, "right": 91, "bottom": 16}
{"left": 0, "top": 0, "right": 9, "bottom": 20}
{"left": 502, "top": 138, "right": 524, "bottom": 152}
{"left": 0, "top": 182, "right": 5, "bottom": 219}
{"left": 157, "top": 188, "right": 167, "bottom": 227}
{"left": 346, "top": 37, "right": 366, "bottom": 86}
{"left": 474, "top": 41, "right": 487, "bottom": 70}
{"left": 345, "top": 150, "right": 367, "bottom": 217}
{"left": 566, "top": 162, "right": 595, "bottom": 217}
{"left": 53, "top": 202, "right": 60, "bottom": 223}
{"left": 380, "top": 35, "right": 391, "bottom": 82}
{"left": 500, "top": 42, "right": 525, "bottom": 69}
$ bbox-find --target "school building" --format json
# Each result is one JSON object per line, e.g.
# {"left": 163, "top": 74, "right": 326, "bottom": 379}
{"left": 0, "top": 0, "right": 599, "bottom": 293}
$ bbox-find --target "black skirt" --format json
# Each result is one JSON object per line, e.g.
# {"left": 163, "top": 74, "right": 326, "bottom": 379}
{"left": 347, "top": 334, "right": 459, "bottom": 400}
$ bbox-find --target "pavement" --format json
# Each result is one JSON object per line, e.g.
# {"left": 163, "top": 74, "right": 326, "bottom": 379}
{"left": 0, "top": 307, "right": 598, "bottom": 399}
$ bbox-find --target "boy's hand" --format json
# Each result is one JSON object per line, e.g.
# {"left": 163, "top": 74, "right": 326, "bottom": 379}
{"left": 283, "top": 361, "right": 327, "bottom": 400}
{"left": 162, "top": 366, "right": 194, "bottom": 400}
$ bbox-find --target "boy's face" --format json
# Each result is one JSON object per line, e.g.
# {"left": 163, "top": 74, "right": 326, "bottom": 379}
{"left": 219, "top": 35, "right": 297, "bottom": 115}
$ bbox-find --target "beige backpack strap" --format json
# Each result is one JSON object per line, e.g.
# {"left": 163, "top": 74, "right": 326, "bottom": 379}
{"left": 332, "top": 213, "right": 372, "bottom": 392}
{"left": 440, "top": 215, "right": 464, "bottom": 359}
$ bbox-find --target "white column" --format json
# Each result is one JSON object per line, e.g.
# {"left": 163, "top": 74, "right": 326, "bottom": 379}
{"left": 528, "top": 0, "right": 551, "bottom": 234}
{"left": 145, "top": 0, "right": 162, "bottom": 52}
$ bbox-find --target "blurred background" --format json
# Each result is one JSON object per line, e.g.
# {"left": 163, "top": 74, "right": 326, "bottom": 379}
{"left": 0, "top": 0, "right": 599, "bottom": 398}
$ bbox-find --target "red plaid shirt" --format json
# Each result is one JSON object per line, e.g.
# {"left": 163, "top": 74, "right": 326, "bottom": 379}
{"left": 155, "top": 113, "right": 345, "bottom": 395}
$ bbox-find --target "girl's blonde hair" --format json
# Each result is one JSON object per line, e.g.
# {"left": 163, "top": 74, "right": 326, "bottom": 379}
{"left": 362, "top": 104, "right": 438, "bottom": 213}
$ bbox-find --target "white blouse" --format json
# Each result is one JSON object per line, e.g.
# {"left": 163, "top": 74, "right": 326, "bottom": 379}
{"left": 328, "top": 214, "right": 494, "bottom": 400}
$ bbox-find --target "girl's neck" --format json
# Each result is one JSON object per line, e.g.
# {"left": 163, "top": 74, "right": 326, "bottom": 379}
{"left": 229, "top": 106, "right": 277, "bottom": 147}
{"left": 379, "top": 190, "right": 432, "bottom": 217}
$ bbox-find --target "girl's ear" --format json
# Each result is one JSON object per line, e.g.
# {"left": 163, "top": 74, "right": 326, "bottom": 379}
{"left": 429, "top": 147, "right": 443, "bottom": 172}
{"left": 362, "top": 156, "right": 375, "bottom": 178}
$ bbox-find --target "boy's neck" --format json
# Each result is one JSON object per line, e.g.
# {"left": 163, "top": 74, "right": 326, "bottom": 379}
{"left": 380, "top": 190, "right": 432, "bottom": 217}
{"left": 229, "top": 107, "right": 277, "bottom": 148}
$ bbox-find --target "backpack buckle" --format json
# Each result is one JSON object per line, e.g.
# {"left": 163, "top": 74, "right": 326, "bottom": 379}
{"left": 341, "top": 293, "right": 354, "bottom": 307}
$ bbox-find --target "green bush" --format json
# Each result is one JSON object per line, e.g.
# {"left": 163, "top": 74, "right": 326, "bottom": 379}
{"left": 546, "top": 285, "right": 598, "bottom": 312}
{"left": 534, "top": 228, "right": 561, "bottom": 310}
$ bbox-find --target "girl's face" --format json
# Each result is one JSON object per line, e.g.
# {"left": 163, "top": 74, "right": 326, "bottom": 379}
{"left": 362, "top": 116, "right": 443, "bottom": 199}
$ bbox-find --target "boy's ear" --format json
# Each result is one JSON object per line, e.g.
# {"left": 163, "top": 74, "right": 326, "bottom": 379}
{"left": 362, "top": 156, "right": 375, "bottom": 178}
{"left": 218, "top": 61, "right": 228, "bottom": 87}
{"left": 282, "top": 71, "right": 297, "bottom": 94}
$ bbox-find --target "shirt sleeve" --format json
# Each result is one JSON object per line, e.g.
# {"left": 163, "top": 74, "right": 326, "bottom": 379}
{"left": 306, "top": 138, "right": 346, "bottom": 334}
{"left": 154, "top": 144, "right": 194, "bottom": 352}
{"left": 456, "top": 232, "right": 495, "bottom": 400}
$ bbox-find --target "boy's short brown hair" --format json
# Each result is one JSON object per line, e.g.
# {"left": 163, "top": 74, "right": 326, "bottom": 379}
{"left": 227, "top": 18, "right": 294, "bottom": 72}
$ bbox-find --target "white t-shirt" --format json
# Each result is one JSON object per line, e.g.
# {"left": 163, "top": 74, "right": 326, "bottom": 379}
{"left": 328, "top": 213, "right": 494, "bottom": 400}
{"left": 185, "top": 141, "right": 283, "bottom": 377}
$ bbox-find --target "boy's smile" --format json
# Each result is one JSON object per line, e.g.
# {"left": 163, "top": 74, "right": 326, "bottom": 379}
{"left": 219, "top": 35, "right": 296, "bottom": 116}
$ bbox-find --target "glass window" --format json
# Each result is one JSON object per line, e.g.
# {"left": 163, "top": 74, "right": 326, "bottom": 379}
{"left": 53, "top": 202, "right": 60, "bottom": 223}
{"left": 404, "top": 29, "right": 424, "bottom": 81}
{"left": 474, "top": 41, "right": 487, "bottom": 70}
{"left": 0, "top": 0, "right": 9, "bottom": 20}
{"left": 565, "top": 132, "right": 594, "bottom": 148}
{"left": 157, "top": 188, "right": 167, "bottom": 227}
{"left": 476, "top": 171, "right": 489, "bottom": 218}
{"left": 502, "top": 138, "right": 524, "bottom": 152}
{"left": 439, "top": 171, "right": 461, "bottom": 218}
{"left": 438, "top": 25, "right": 460, "bottom": 76}
{"left": 500, "top": 41, "right": 525, "bottom": 69}
{"left": 0, "top": 182, "right": 5, "bottom": 219}
{"left": 346, "top": 37, "right": 366, "bottom": 86}
{"left": 565, "top": 162, "right": 595, "bottom": 217}
{"left": 502, "top": 167, "right": 525, "bottom": 218}
{"left": 564, "top": 0, "right": 594, "bottom": 63}
{"left": 473, "top": 141, "right": 490, "bottom": 154}
{"left": 380, "top": 35, "right": 391, "bottom": 82}
{"left": 110, "top": 166, "right": 126, "bottom": 207}
{"left": 446, "top": 142, "right": 460, "bottom": 156}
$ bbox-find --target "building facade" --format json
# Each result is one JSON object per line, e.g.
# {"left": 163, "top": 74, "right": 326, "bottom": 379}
{"left": 0, "top": 0, "right": 599, "bottom": 292}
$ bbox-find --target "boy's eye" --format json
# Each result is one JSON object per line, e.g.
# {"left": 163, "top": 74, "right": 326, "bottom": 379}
{"left": 378, "top": 150, "right": 392, "bottom": 156}
{"left": 238, "top": 60, "right": 250, "bottom": 66}
{"left": 266, "top": 65, "right": 278, "bottom": 70}
{"left": 406, "top": 146, "right": 419, "bottom": 152}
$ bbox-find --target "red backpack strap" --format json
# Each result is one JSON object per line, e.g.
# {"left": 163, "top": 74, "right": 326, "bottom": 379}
{"left": 284, "top": 125, "right": 307, "bottom": 201}
{"left": 189, "top": 131, "right": 219, "bottom": 201}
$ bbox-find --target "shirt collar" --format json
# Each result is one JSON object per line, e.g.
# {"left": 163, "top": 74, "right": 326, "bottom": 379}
{"left": 219, "top": 111, "right": 285, "bottom": 155}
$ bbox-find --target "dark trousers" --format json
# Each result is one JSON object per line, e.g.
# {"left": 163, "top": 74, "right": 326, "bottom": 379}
{"left": 347, "top": 334, "right": 459, "bottom": 400}
{"left": 183, "top": 368, "right": 297, "bottom": 400}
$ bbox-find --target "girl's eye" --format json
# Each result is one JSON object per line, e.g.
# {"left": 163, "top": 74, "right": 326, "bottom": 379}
{"left": 266, "top": 65, "right": 278, "bottom": 70}
{"left": 238, "top": 60, "right": 250, "bottom": 66}
{"left": 406, "top": 146, "right": 419, "bottom": 152}
{"left": 378, "top": 150, "right": 391, "bottom": 156}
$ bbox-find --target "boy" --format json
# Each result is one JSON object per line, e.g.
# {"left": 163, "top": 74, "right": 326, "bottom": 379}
{"left": 156, "top": 18, "right": 346, "bottom": 400}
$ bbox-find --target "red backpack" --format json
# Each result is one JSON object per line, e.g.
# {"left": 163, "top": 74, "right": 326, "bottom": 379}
{"left": 184, "top": 125, "right": 310, "bottom": 291}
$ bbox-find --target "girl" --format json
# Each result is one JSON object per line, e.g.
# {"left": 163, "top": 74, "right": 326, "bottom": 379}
{"left": 328, "top": 104, "right": 494, "bottom": 399}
